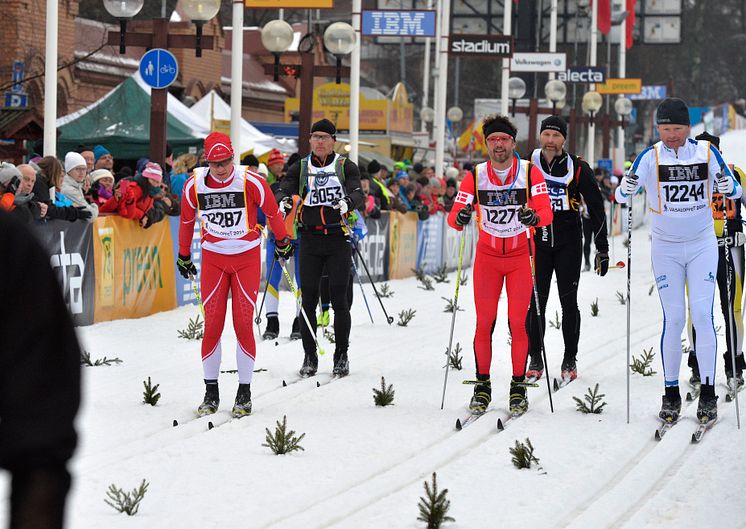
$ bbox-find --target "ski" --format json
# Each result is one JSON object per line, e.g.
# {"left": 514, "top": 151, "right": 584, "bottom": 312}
{"left": 455, "top": 412, "right": 486, "bottom": 431}
{"left": 654, "top": 418, "right": 678, "bottom": 441}
{"left": 691, "top": 418, "right": 717, "bottom": 443}
{"left": 724, "top": 380, "right": 744, "bottom": 402}
{"left": 685, "top": 382, "right": 701, "bottom": 402}
{"left": 552, "top": 376, "right": 577, "bottom": 392}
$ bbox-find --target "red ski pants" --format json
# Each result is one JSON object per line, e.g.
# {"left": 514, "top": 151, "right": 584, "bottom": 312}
{"left": 200, "top": 248, "right": 260, "bottom": 384}
{"left": 472, "top": 247, "right": 532, "bottom": 377}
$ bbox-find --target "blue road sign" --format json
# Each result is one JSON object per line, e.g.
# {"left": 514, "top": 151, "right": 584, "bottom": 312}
{"left": 11, "top": 60, "right": 24, "bottom": 93}
{"left": 139, "top": 48, "right": 179, "bottom": 90}
{"left": 597, "top": 158, "right": 613, "bottom": 174}
{"left": 5, "top": 92, "right": 28, "bottom": 109}
{"left": 362, "top": 10, "right": 437, "bottom": 37}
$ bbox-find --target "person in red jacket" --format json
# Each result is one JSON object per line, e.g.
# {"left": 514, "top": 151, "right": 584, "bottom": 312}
{"left": 100, "top": 162, "right": 162, "bottom": 227}
{"left": 177, "top": 132, "right": 293, "bottom": 418}
{"left": 447, "top": 114, "right": 553, "bottom": 417}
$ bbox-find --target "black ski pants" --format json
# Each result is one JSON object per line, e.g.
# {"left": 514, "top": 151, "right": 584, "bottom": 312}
{"left": 527, "top": 236, "right": 583, "bottom": 362}
{"left": 299, "top": 231, "right": 352, "bottom": 356}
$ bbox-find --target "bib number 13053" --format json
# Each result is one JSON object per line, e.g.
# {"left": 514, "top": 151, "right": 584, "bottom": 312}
{"left": 663, "top": 182, "right": 705, "bottom": 203}
{"left": 308, "top": 186, "right": 343, "bottom": 206}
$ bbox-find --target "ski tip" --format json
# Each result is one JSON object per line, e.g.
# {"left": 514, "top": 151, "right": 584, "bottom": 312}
{"left": 172, "top": 419, "right": 178, "bottom": 427}
{"left": 274, "top": 341, "right": 279, "bottom": 346}
{"left": 497, "top": 418, "right": 504, "bottom": 431}
{"left": 726, "top": 394, "right": 733, "bottom": 402}
{"left": 455, "top": 418, "right": 463, "bottom": 431}
{"left": 552, "top": 378, "right": 560, "bottom": 392}
{"left": 654, "top": 430, "right": 662, "bottom": 441}
{"left": 282, "top": 380, "right": 287, "bottom": 387}
{"left": 316, "top": 381, "right": 321, "bottom": 387}
{"left": 685, "top": 392, "right": 693, "bottom": 402}
{"left": 208, "top": 421, "right": 214, "bottom": 430}
{"left": 690, "top": 433, "right": 698, "bottom": 444}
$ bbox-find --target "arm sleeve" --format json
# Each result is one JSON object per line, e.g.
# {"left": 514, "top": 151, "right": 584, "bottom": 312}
{"left": 343, "top": 159, "right": 365, "bottom": 210}
{"left": 528, "top": 165, "right": 554, "bottom": 228}
{"left": 577, "top": 160, "right": 609, "bottom": 253}
{"left": 277, "top": 161, "right": 301, "bottom": 203}
{"left": 446, "top": 172, "right": 475, "bottom": 230}
{"left": 178, "top": 176, "right": 197, "bottom": 256}
{"left": 615, "top": 148, "right": 652, "bottom": 203}
{"left": 251, "top": 174, "right": 288, "bottom": 241}
{"left": 709, "top": 145, "right": 742, "bottom": 199}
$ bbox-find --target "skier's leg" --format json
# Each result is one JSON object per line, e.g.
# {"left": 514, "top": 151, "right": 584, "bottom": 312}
{"left": 685, "top": 238, "right": 719, "bottom": 388}
{"left": 200, "top": 250, "right": 231, "bottom": 381}
{"left": 505, "top": 250, "right": 533, "bottom": 377}
{"left": 231, "top": 250, "right": 261, "bottom": 384}
{"left": 298, "top": 234, "right": 324, "bottom": 356}
{"left": 555, "top": 238, "right": 583, "bottom": 363}
{"left": 526, "top": 244, "right": 553, "bottom": 360}
{"left": 326, "top": 237, "right": 353, "bottom": 354}
{"left": 716, "top": 244, "right": 736, "bottom": 359}
{"left": 473, "top": 250, "right": 504, "bottom": 376}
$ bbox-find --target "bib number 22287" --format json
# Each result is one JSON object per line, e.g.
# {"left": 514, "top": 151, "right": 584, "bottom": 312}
{"left": 204, "top": 210, "right": 243, "bottom": 228}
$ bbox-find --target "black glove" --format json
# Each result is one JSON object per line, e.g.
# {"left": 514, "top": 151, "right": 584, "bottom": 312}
{"left": 177, "top": 254, "right": 197, "bottom": 279}
{"left": 75, "top": 207, "right": 92, "bottom": 220}
{"left": 370, "top": 205, "right": 381, "bottom": 219}
{"left": 455, "top": 204, "right": 473, "bottom": 226}
{"left": 274, "top": 237, "right": 294, "bottom": 261}
{"left": 595, "top": 252, "right": 609, "bottom": 277}
{"left": 518, "top": 206, "right": 538, "bottom": 226}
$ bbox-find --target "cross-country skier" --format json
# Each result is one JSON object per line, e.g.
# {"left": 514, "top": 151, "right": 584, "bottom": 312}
{"left": 616, "top": 98, "right": 742, "bottom": 424}
{"left": 276, "top": 119, "right": 364, "bottom": 377}
{"left": 687, "top": 132, "right": 746, "bottom": 394}
{"left": 177, "top": 132, "right": 293, "bottom": 418}
{"left": 447, "top": 114, "right": 553, "bottom": 416}
{"left": 525, "top": 116, "right": 609, "bottom": 384}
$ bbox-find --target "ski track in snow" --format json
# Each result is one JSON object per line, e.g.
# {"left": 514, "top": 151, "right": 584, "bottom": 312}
{"left": 1, "top": 223, "right": 744, "bottom": 529}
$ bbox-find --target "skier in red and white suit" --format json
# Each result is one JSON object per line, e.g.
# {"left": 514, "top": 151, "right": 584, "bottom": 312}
{"left": 447, "top": 115, "right": 553, "bottom": 416}
{"left": 177, "top": 132, "right": 293, "bottom": 418}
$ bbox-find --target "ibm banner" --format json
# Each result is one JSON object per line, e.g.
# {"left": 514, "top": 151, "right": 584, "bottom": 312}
{"left": 35, "top": 219, "right": 96, "bottom": 326}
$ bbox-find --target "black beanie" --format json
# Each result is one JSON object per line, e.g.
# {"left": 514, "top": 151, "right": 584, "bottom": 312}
{"left": 695, "top": 131, "right": 720, "bottom": 149}
{"left": 540, "top": 115, "right": 567, "bottom": 138}
{"left": 311, "top": 118, "right": 337, "bottom": 137}
{"left": 482, "top": 117, "right": 517, "bottom": 140}
{"left": 367, "top": 159, "right": 381, "bottom": 174}
{"left": 656, "top": 98, "right": 690, "bottom": 126}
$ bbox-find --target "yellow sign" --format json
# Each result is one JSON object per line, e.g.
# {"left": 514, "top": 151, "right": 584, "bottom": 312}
{"left": 93, "top": 216, "right": 176, "bottom": 322}
{"left": 596, "top": 78, "right": 642, "bottom": 95}
{"left": 245, "top": 0, "right": 332, "bottom": 8}
{"left": 212, "top": 118, "right": 231, "bottom": 136}
{"left": 388, "top": 82, "right": 414, "bottom": 134}
{"left": 388, "top": 211, "right": 419, "bottom": 279}
{"left": 285, "top": 82, "right": 388, "bottom": 132}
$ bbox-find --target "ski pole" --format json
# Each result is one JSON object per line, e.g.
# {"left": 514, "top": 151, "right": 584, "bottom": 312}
{"left": 525, "top": 228, "right": 554, "bottom": 413}
{"left": 440, "top": 228, "right": 466, "bottom": 410}
{"left": 279, "top": 258, "right": 325, "bottom": 356}
{"left": 350, "top": 239, "right": 375, "bottom": 324}
{"left": 189, "top": 273, "right": 204, "bottom": 318}
{"left": 625, "top": 173, "right": 637, "bottom": 425}
{"left": 341, "top": 215, "right": 394, "bottom": 324}
{"left": 718, "top": 168, "right": 741, "bottom": 429}
{"left": 255, "top": 255, "right": 278, "bottom": 331}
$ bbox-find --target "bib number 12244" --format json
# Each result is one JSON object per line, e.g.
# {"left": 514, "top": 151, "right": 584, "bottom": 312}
{"left": 663, "top": 182, "right": 705, "bottom": 203}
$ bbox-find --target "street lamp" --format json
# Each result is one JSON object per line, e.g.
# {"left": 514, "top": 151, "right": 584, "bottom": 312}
{"left": 544, "top": 79, "right": 567, "bottom": 115}
{"left": 182, "top": 0, "right": 221, "bottom": 57}
{"left": 582, "top": 91, "right": 603, "bottom": 123}
{"left": 614, "top": 96, "right": 633, "bottom": 126}
{"left": 261, "top": 20, "right": 294, "bottom": 81}
{"left": 446, "top": 106, "right": 463, "bottom": 122}
{"left": 323, "top": 22, "right": 355, "bottom": 84}
{"left": 508, "top": 77, "right": 526, "bottom": 117}
{"left": 103, "top": 0, "right": 144, "bottom": 54}
{"left": 420, "top": 107, "right": 435, "bottom": 123}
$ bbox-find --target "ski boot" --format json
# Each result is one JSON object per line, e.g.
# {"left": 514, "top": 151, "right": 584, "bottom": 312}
{"left": 658, "top": 388, "right": 682, "bottom": 423}
{"left": 688, "top": 352, "right": 701, "bottom": 387}
{"left": 526, "top": 355, "right": 544, "bottom": 382}
{"left": 724, "top": 352, "right": 745, "bottom": 393}
{"left": 560, "top": 356, "right": 578, "bottom": 382}
{"left": 317, "top": 308, "right": 330, "bottom": 328}
{"left": 468, "top": 376, "right": 491, "bottom": 414}
{"left": 696, "top": 385, "right": 718, "bottom": 424}
{"left": 299, "top": 351, "right": 318, "bottom": 377}
{"left": 197, "top": 382, "right": 219, "bottom": 417}
{"left": 289, "top": 317, "right": 302, "bottom": 341}
{"left": 332, "top": 349, "right": 350, "bottom": 377}
{"left": 231, "top": 383, "right": 252, "bottom": 418}
{"left": 583, "top": 261, "right": 591, "bottom": 272}
{"left": 262, "top": 315, "right": 279, "bottom": 341}
{"left": 509, "top": 378, "right": 529, "bottom": 417}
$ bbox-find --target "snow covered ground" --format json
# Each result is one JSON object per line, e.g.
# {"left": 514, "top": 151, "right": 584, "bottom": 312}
{"left": 2, "top": 221, "right": 744, "bottom": 529}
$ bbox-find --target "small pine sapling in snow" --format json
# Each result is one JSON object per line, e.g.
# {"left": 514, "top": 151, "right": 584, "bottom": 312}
{"left": 104, "top": 479, "right": 149, "bottom": 515}
{"left": 623, "top": 236, "right": 630, "bottom": 248}
{"left": 630, "top": 347, "right": 657, "bottom": 376}
{"left": 398, "top": 308, "right": 416, "bottom": 327}
{"left": 80, "top": 351, "right": 123, "bottom": 366}
{"left": 372, "top": 377, "right": 395, "bottom": 406}
{"left": 323, "top": 328, "right": 336, "bottom": 343}
{"left": 573, "top": 383, "right": 608, "bottom": 414}
{"left": 548, "top": 310, "right": 561, "bottom": 329}
{"left": 616, "top": 291, "right": 627, "bottom": 305}
{"left": 418, "top": 276, "right": 435, "bottom": 291}
{"left": 429, "top": 265, "right": 450, "bottom": 283}
{"left": 417, "top": 472, "right": 455, "bottom": 529}
{"left": 142, "top": 377, "right": 161, "bottom": 406}
{"left": 648, "top": 283, "right": 655, "bottom": 296}
{"left": 263, "top": 415, "right": 306, "bottom": 455}
{"left": 441, "top": 297, "right": 463, "bottom": 313}
{"left": 412, "top": 267, "right": 427, "bottom": 282}
{"left": 446, "top": 343, "right": 463, "bottom": 370}
{"left": 509, "top": 438, "right": 540, "bottom": 470}
{"left": 379, "top": 283, "right": 394, "bottom": 298}
{"left": 590, "top": 298, "right": 599, "bottom": 317}
{"left": 459, "top": 275, "right": 468, "bottom": 286}
{"left": 680, "top": 339, "right": 692, "bottom": 355}
{"left": 177, "top": 315, "right": 204, "bottom": 340}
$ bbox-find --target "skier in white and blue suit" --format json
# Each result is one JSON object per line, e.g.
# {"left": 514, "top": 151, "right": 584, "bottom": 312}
{"left": 616, "top": 97, "right": 742, "bottom": 425}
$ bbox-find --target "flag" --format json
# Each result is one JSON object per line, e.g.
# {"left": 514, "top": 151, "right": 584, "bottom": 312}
{"left": 593, "top": 0, "right": 612, "bottom": 35}
{"left": 626, "top": 0, "right": 636, "bottom": 49}
{"left": 457, "top": 119, "right": 487, "bottom": 155}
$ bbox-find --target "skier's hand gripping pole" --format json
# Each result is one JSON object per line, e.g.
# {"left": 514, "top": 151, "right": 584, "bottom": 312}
{"left": 278, "top": 258, "right": 325, "bottom": 356}
{"left": 440, "top": 228, "right": 467, "bottom": 410}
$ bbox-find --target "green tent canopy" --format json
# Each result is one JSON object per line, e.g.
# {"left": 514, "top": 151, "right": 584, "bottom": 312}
{"left": 57, "top": 76, "right": 204, "bottom": 159}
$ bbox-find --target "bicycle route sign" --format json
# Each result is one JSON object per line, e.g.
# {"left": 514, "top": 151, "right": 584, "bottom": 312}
{"left": 139, "top": 48, "right": 179, "bottom": 90}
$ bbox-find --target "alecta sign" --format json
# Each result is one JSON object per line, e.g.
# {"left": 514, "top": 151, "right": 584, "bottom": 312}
{"left": 556, "top": 66, "right": 607, "bottom": 84}
{"left": 449, "top": 34, "right": 513, "bottom": 58}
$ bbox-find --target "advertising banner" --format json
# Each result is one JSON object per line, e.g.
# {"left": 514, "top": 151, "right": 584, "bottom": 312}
{"left": 93, "top": 216, "right": 177, "bottom": 322}
{"left": 169, "top": 216, "right": 203, "bottom": 306}
{"left": 510, "top": 52, "right": 566, "bottom": 72}
{"left": 34, "top": 220, "right": 95, "bottom": 326}
{"left": 442, "top": 219, "right": 476, "bottom": 271}
{"left": 357, "top": 212, "right": 390, "bottom": 283}
{"left": 362, "top": 10, "right": 437, "bottom": 37}
{"left": 416, "top": 213, "right": 444, "bottom": 273}
{"left": 449, "top": 34, "right": 513, "bottom": 58}
{"left": 388, "top": 211, "right": 419, "bottom": 279}
{"left": 596, "top": 78, "right": 642, "bottom": 95}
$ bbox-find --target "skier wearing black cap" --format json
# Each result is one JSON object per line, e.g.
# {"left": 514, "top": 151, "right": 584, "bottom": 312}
{"left": 276, "top": 119, "right": 364, "bottom": 377}
{"left": 525, "top": 115, "right": 609, "bottom": 385}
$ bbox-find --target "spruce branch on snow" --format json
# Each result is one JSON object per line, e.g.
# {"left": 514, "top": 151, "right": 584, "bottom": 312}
{"left": 323, "top": 328, "right": 336, "bottom": 343}
{"left": 80, "top": 351, "right": 123, "bottom": 366}
{"left": 510, "top": 438, "right": 541, "bottom": 470}
{"left": 372, "top": 377, "right": 395, "bottom": 406}
{"left": 429, "top": 265, "right": 450, "bottom": 283}
{"left": 616, "top": 291, "right": 627, "bottom": 305}
{"left": 142, "top": 377, "right": 161, "bottom": 406}
{"left": 397, "top": 308, "right": 416, "bottom": 326}
{"left": 412, "top": 267, "right": 427, "bottom": 282}
{"left": 104, "top": 479, "right": 149, "bottom": 515}
{"left": 459, "top": 275, "right": 468, "bottom": 286}
{"left": 630, "top": 347, "right": 657, "bottom": 376}
{"left": 417, "top": 276, "right": 435, "bottom": 291}
{"left": 573, "top": 383, "right": 607, "bottom": 414}
{"left": 441, "top": 297, "right": 463, "bottom": 313}
{"left": 590, "top": 298, "right": 599, "bottom": 317}
{"left": 446, "top": 343, "right": 463, "bottom": 371}
{"left": 379, "top": 283, "right": 394, "bottom": 298}
{"left": 548, "top": 310, "right": 561, "bottom": 329}
{"left": 417, "top": 472, "right": 455, "bottom": 529}
{"left": 263, "top": 416, "right": 306, "bottom": 455}
{"left": 177, "top": 315, "right": 204, "bottom": 340}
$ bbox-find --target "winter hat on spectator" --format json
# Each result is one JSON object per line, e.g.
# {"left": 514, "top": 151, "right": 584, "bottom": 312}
{"left": 446, "top": 178, "right": 458, "bottom": 189}
{"left": 367, "top": 159, "right": 381, "bottom": 174}
{"left": 695, "top": 131, "right": 720, "bottom": 149}
{"left": 311, "top": 118, "right": 337, "bottom": 137}
{"left": 142, "top": 162, "right": 163, "bottom": 182}
{"left": 656, "top": 97, "right": 690, "bottom": 126}
{"left": 0, "top": 162, "right": 21, "bottom": 186}
{"left": 445, "top": 166, "right": 460, "bottom": 179}
{"left": 242, "top": 154, "right": 260, "bottom": 167}
{"left": 428, "top": 177, "right": 440, "bottom": 188}
{"left": 405, "top": 183, "right": 416, "bottom": 194}
{"left": 93, "top": 144, "right": 111, "bottom": 162}
{"left": 136, "top": 157, "right": 150, "bottom": 174}
{"left": 90, "top": 169, "right": 114, "bottom": 183}
{"left": 65, "top": 152, "right": 87, "bottom": 174}
{"left": 204, "top": 132, "right": 234, "bottom": 162}
{"left": 413, "top": 162, "right": 424, "bottom": 174}
{"left": 540, "top": 115, "right": 567, "bottom": 138}
{"left": 267, "top": 149, "right": 285, "bottom": 167}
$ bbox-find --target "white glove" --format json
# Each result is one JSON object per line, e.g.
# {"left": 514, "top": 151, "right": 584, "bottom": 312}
{"left": 735, "top": 232, "right": 746, "bottom": 247}
{"left": 620, "top": 174, "right": 639, "bottom": 197}
{"left": 279, "top": 197, "right": 293, "bottom": 213}
{"left": 717, "top": 172, "right": 734, "bottom": 196}
{"left": 333, "top": 197, "right": 351, "bottom": 215}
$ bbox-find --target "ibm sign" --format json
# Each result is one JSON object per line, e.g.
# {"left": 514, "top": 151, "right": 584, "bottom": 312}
{"left": 361, "top": 10, "right": 437, "bottom": 37}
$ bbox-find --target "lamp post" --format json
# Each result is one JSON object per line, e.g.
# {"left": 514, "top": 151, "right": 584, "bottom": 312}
{"left": 544, "top": 79, "right": 567, "bottom": 115}
{"left": 508, "top": 77, "right": 526, "bottom": 117}
{"left": 261, "top": 20, "right": 295, "bottom": 82}
{"left": 447, "top": 106, "right": 463, "bottom": 159}
{"left": 261, "top": 21, "right": 354, "bottom": 157}
{"left": 582, "top": 90, "right": 603, "bottom": 166}
{"left": 104, "top": 0, "right": 218, "bottom": 166}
